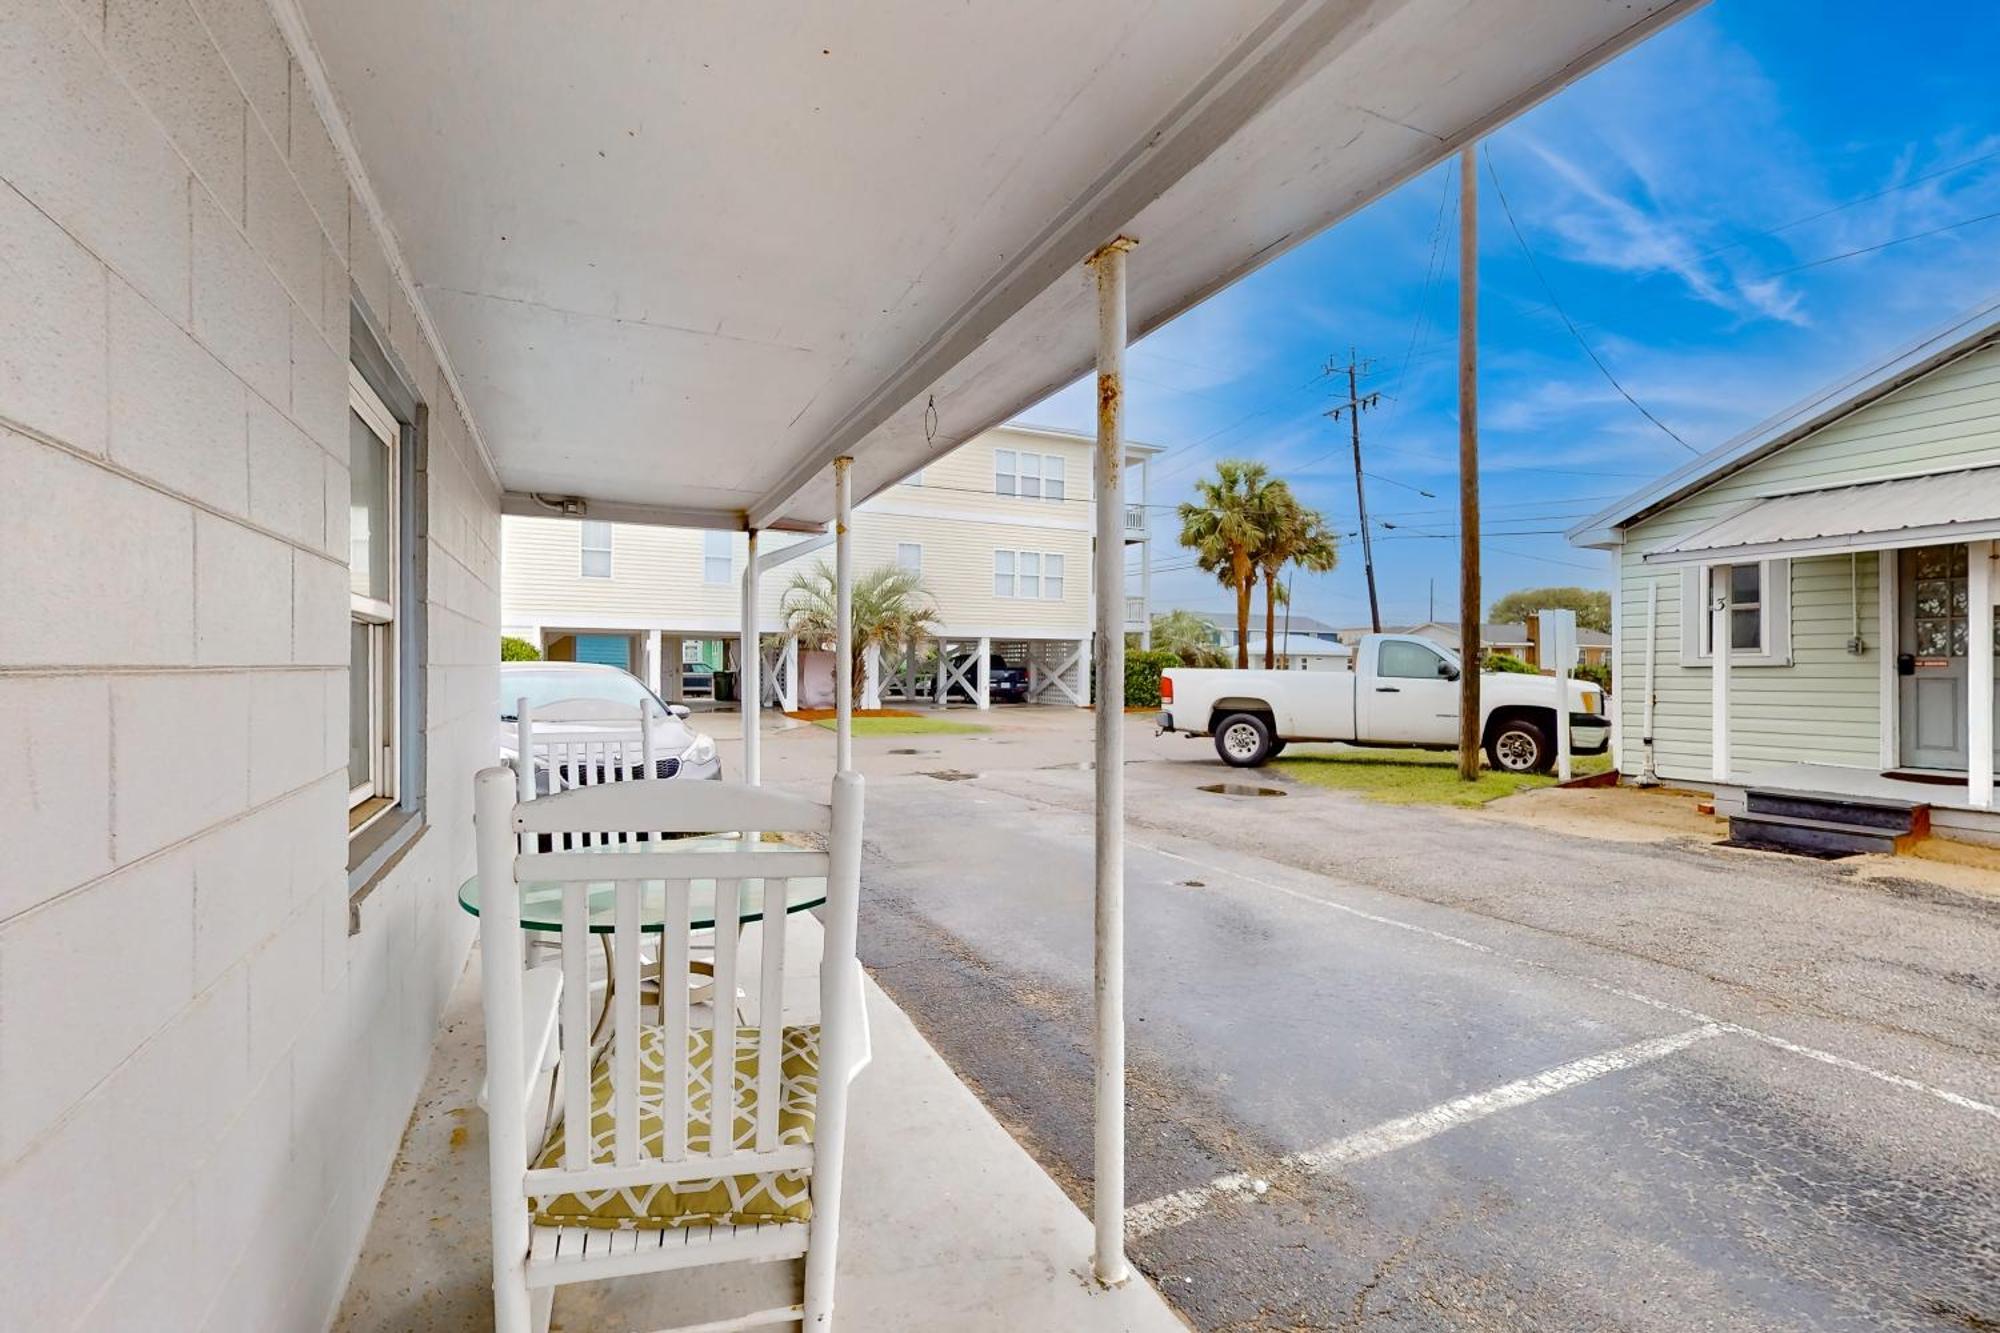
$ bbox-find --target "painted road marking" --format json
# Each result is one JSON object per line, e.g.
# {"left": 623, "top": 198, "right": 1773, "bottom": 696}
{"left": 1126, "top": 1025, "right": 1722, "bottom": 1239}
{"left": 1138, "top": 840, "right": 2000, "bottom": 1123}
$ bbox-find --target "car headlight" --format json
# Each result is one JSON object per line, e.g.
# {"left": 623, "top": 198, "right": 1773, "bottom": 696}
{"left": 682, "top": 734, "right": 717, "bottom": 767}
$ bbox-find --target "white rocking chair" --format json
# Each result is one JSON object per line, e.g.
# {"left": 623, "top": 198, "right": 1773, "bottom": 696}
{"left": 474, "top": 766, "right": 870, "bottom": 1331}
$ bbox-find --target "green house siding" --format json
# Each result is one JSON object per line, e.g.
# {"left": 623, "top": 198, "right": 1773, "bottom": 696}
{"left": 1616, "top": 339, "right": 2000, "bottom": 782}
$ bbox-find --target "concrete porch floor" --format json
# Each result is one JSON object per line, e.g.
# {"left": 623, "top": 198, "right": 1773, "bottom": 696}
{"left": 332, "top": 919, "right": 1184, "bottom": 1331}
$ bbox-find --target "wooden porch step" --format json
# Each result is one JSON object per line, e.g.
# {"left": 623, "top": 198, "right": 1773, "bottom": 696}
{"left": 1743, "top": 788, "right": 1930, "bottom": 836}
{"left": 1726, "top": 810, "right": 1921, "bottom": 858}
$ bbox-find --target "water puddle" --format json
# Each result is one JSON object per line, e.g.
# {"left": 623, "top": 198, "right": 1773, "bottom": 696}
{"left": 920, "top": 770, "right": 981, "bottom": 782}
{"left": 1197, "top": 783, "right": 1286, "bottom": 798}
{"left": 888, "top": 748, "right": 939, "bottom": 756}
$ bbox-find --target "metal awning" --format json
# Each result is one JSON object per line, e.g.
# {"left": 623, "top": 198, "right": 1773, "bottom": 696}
{"left": 1642, "top": 464, "right": 2000, "bottom": 564}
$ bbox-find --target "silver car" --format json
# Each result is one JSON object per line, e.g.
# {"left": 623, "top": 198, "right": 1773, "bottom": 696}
{"left": 498, "top": 661, "right": 722, "bottom": 791}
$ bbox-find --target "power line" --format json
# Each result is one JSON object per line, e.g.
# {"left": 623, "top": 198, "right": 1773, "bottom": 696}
{"left": 1482, "top": 144, "right": 1699, "bottom": 456}
{"left": 1754, "top": 206, "right": 2000, "bottom": 278}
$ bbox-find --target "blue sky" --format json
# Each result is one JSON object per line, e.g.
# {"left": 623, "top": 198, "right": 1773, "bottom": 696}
{"left": 1020, "top": 0, "right": 2000, "bottom": 629}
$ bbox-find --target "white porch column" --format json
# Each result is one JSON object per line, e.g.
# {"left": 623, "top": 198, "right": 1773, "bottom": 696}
{"left": 1088, "top": 235, "right": 1133, "bottom": 1287}
{"left": 782, "top": 635, "right": 800, "bottom": 713}
{"left": 975, "top": 637, "right": 991, "bottom": 710}
{"left": 643, "top": 629, "right": 662, "bottom": 697}
{"left": 1970, "top": 540, "right": 1994, "bottom": 809}
{"left": 1075, "top": 637, "right": 1091, "bottom": 709}
{"left": 834, "top": 457, "right": 854, "bottom": 773}
{"left": 1139, "top": 454, "right": 1152, "bottom": 650}
{"left": 935, "top": 641, "right": 951, "bottom": 710}
{"left": 862, "top": 642, "right": 882, "bottom": 711}
{"left": 1710, "top": 565, "right": 1730, "bottom": 785}
{"left": 742, "top": 529, "right": 761, "bottom": 786}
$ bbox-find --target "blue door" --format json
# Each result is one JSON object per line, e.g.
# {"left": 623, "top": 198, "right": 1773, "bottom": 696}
{"left": 573, "top": 634, "right": 632, "bottom": 670}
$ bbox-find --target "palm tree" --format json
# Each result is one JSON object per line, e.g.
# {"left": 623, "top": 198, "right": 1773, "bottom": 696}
{"left": 1251, "top": 485, "right": 1339, "bottom": 668}
{"left": 1178, "top": 460, "right": 1276, "bottom": 668}
{"left": 779, "top": 561, "right": 939, "bottom": 699}
{"left": 1134, "top": 608, "right": 1230, "bottom": 668}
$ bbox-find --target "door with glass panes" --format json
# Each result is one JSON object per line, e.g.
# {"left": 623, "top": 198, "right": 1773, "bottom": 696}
{"left": 1896, "top": 544, "right": 1996, "bottom": 771}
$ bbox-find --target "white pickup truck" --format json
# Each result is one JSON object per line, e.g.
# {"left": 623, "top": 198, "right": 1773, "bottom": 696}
{"left": 1157, "top": 633, "right": 1609, "bottom": 773}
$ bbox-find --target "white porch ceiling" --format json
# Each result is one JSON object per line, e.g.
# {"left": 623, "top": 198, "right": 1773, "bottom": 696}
{"left": 296, "top": 0, "right": 1699, "bottom": 530}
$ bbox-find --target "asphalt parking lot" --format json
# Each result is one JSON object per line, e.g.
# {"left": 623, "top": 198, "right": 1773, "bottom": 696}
{"left": 752, "top": 708, "right": 2000, "bottom": 1331}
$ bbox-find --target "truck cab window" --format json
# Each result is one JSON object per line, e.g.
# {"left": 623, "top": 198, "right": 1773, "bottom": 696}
{"left": 1378, "top": 640, "right": 1445, "bottom": 679}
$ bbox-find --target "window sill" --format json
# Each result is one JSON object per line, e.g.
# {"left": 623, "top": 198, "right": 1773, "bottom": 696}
{"left": 347, "top": 807, "right": 427, "bottom": 934}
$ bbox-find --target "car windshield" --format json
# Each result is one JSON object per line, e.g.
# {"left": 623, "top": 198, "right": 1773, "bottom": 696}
{"left": 499, "top": 668, "right": 662, "bottom": 721}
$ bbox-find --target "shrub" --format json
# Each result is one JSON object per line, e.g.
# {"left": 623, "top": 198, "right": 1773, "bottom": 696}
{"left": 1483, "top": 651, "right": 1536, "bottom": 674}
{"left": 1124, "top": 649, "right": 1182, "bottom": 708}
{"left": 1572, "top": 661, "right": 1612, "bottom": 693}
{"left": 501, "top": 635, "right": 542, "bottom": 661}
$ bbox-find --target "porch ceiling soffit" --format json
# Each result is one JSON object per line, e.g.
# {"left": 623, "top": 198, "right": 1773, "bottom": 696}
{"left": 297, "top": 0, "right": 1697, "bottom": 532}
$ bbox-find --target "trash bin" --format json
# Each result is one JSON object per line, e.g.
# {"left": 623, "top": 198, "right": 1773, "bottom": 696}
{"left": 712, "top": 669, "right": 738, "bottom": 703}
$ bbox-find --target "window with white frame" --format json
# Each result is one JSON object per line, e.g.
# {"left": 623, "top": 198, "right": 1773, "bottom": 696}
{"left": 348, "top": 373, "right": 398, "bottom": 823}
{"left": 994, "top": 449, "right": 1068, "bottom": 501}
{"left": 580, "top": 520, "right": 613, "bottom": 578}
{"left": 896, "top": 542, "right": 922, "bottom": 573}
{"left": 994, "top": 549, "right": 1067, "bottom": 599}
{"left": 702, "top": 530, "right": 732, "bottom": 585}
{"left": 1680, "top": 558, "right": 1792, "bottom": 666}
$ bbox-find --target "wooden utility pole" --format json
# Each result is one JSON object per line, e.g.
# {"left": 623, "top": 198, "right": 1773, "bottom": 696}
{"left": 1457, "top": 147, "right": 1481, "bottom": 781}
{"left": 1325, "top": 351, "right": 1382, "bottom": 632}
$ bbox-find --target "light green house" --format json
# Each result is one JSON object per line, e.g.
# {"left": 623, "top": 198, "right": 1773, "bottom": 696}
{"left": 1570, "top": 298, "right": 2000, "bottom": 844}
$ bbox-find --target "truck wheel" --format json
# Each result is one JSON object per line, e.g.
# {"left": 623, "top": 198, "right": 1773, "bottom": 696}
{"left": 1486, "top": 719, "right": 1551, "bottom": 774}
{"left": 1214, "top": 713, "right": 1275, "bottom": 767}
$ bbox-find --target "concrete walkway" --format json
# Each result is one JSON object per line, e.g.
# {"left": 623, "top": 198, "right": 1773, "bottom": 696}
{"left": 333, "top": 922, "right": 1183, "bottom": 1331}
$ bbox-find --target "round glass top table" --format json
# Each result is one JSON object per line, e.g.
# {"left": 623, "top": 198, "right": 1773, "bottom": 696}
{"left": 456, "top": 834, "right": 827, "bottom": 933}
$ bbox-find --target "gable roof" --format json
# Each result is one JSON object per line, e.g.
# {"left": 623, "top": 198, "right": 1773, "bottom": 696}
{"left": 1191, "top": 609, "right": 1342, "bottom": 636}
{"left": 1567, "top": 294, "right": 2000, "bottom": 550}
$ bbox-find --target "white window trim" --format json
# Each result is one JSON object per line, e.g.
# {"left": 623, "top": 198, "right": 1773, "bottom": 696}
{"left": 994, "top": 548, "right": 1066, "bottom": 600}
{"left": 701, "top": 530, "right": 733, "bottom": 586}
{"left": 1680, "top": 558, "right": 1792, "bottom": 667}
{"left": 580, "top": 520, "right": 613, "bottom": 578}
{"left": 348, "top": 369, "right": 399, "bottom": 821}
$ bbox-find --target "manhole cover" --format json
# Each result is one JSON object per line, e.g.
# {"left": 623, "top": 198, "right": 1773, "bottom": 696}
{"left": 920, "top": 770, "right": 980, "bottom": 782}
{"left": 1197, "top": 783, "right": 1286, "bottom": 798}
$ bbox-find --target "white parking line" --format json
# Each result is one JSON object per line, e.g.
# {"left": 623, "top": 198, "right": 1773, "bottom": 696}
{"left": 1126, "top": 1025, "right": 1722, "bottom": 1239}
{"left": 1137, "top": 841, "right": 2000, "bottom": 1123}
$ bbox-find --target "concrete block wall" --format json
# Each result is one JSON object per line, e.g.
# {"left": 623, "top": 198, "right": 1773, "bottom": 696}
{"left": 0, "top": 2, "right": 501, "bottom": 1327}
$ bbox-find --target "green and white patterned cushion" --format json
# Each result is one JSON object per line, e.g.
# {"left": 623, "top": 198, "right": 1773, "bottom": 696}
{"left": 531, "top": 1024, "right": 819, "bottom": 1230}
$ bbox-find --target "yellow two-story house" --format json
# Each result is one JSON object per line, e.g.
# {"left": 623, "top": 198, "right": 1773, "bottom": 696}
{"left": 502, "top": 425, "right": 1159, "bottom": 708}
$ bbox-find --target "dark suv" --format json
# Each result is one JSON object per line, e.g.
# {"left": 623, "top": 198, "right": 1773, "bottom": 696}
{"left": 943, "top": 652, "right": 1029, "bottom": 703}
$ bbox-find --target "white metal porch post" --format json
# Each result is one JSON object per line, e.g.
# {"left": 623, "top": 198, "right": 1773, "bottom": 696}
{"left": 975, "top": 637, "right": 991, "bottom": 710}
{"left": 782, "top": 635, "right": 801, "bottom": 713}
{"left": 835, "top": 456, "right": 855, "bottom": 773}
{"left": 1088, "top": 235, "right": 1134, "bottom": 1287}
{"left": 1970, "top": 540, "right": 1994, "bottom": 809}
{"left": 742, "top": 528, "right": 761, "bottom": 786}
{"left": 1139, "top": 453, "right": 1152, "bottom": 650}
{"left": 1710, "top": 566, "right": 1730, "bottom": 785}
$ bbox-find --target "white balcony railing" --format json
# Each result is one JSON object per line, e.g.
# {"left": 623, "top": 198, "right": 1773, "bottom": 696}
{"left": 1125, "top": 596, "right": 1147, "bottom": 627}
{"left": 1123, "top": 503, "right": 1146, "bottom": 538}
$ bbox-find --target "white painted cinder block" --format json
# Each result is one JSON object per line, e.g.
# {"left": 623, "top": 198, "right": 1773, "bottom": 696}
{"left": 191, "top": 189, "right": 291, "bottom": 405}
{"left": 247, "top": 668, "right": 330, "bottom": 804}
{"left": 196, "top": 511, "right": 294, "bottom": 666}
{"left": 111, "top": 671, "right": 252, "bottom": 862}
{"left": 0, "top": 179, "right": 108, "bottom": 454}
{"left": 287, "top": 63, "right": 348, "bottom": 262}
{"left": 324, "top": 450, "right": 351, "bottom": 563}
{"left": 346, "top": 192, "right": 393, "bottom": 327}
{"left": 247, "top": 893, "right": 325, "bottom": 1078}
{"left": 244, "top": 120, "right": 323, "bottom": 316}
{"left": 0, "top": 674, "right": 112, "bottom": 921}
{"left": 0, "top": 846, "right": 196, "bottom": 1162}
{"left": 0, "top": 428, "right": 195, "bottom": 668}
{"left": 189, "top": 0, "right": 290, "bottom": 144}
{"left": 190, "top": 806, "right": 294, "bottom": 993}
{"left": 108, "top": 280, "right": 249, "bottom": 515}
{"left": 0, "top": 2, "right": 191, "bottom": 320}
{"left": 292, "top": 298, "right": 348, "bottom": 453}
{"left": 292, "top": 546, "right": 349, "bottom": 666}
{"left": 247, "top": 396, "right": 326, "bottom": 548}
{"left": 104, "top": 0, "right": 248, "bottom": 224}
{"left": 72, "top": 1187, "right": 204, "bottom": 1333}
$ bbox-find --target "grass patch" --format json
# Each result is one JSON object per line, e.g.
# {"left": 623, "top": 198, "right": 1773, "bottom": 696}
{"left": 809, "top": 715, "right": 991, "bottom": 736}
{"left": 787, "top": 707, "right": 918, "bottom": 721}
{"left": 1272, "top": 747, "right": 1612, "bottom": 808}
